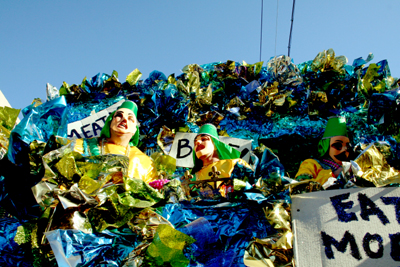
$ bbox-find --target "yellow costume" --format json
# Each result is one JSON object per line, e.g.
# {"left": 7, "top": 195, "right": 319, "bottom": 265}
{"left": 195, "top": 158, "right": 252, "bottom": 181}
{"left": 295, "top": 159, "right": 334, "bottom": 185}
{"left": 73, "top": 138, "right": 157, "bottom": 183}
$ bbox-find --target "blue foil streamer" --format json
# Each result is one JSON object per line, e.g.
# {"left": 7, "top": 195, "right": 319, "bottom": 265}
{"left": 46, "top": 229, "right": 139, "bottom": 267}
{"left": 8, "top": 96, "right": 68, "bottom": 165}
{"left": 162, "top": 201, "right": 276, "bottom": 266}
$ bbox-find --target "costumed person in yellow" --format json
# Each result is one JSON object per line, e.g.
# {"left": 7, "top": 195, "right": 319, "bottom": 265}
{"left": 295, "top": 116, "right": 352, "bottom": 188}
{"left": 191, "top": 123, "right": 254, "bottom": 196}
{"left": 72, "top": 100, "right": 157, "bottom": 183}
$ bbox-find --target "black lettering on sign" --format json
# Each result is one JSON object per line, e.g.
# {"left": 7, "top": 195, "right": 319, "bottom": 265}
{"left": 92, "top": 122, "right": 102, "bottom": 136}
{"left": 177, "top": 139, "right": 192, "bottom": 159}
{"left": 321, "top": 230, "right": 362, "bottom": 260}
{"left": 389, "top": 232, "right": 400, "bottom": 261}
{"left": 362, "top": 233, "right": 383, "bottom": 258}
{"left": 228, "top": 143, "right": 240, "bottom": 149}
{"left": 358, "top": 193, "right": 389, "bottom": 225}
{"left": 330, "top": 193, "right": 358, "bottom": 223}
{"left": 228, "top": 143, "right": 249, "bottom": 158}
{"left": 381, "top": 196, "right": 400, "bottom": 224}
{"left": 96, "top": 115, "right": 107, "bottom": 124}
{"left": 81, "top": 124, "right": 93, "bottom": 138}
{"left": 68, "top": 129, "right": 82, "bottom": 139}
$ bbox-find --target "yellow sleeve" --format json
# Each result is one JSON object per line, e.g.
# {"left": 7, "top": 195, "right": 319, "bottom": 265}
{"left": 128, "top": 147, "right": 158, "bottom": 183}
{"left": 72, "top": 138, "right": 85, "bottom": 154}
{"left": 295, "top": 159, "right": 333, "bottom": 185}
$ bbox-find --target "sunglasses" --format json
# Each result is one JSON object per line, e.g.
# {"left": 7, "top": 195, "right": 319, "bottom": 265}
{"left": 331, "top": 142, "right": 351, "bottom": 151}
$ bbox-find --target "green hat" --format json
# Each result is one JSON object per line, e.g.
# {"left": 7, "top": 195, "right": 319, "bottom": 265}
{"left": 100, "top": 100, "right": 140, "bottom": 146}
{"left": 318, "top": 116, "right": 348, "bottom": 157}
{"left": 192, "top": 124, "right": 240, "bottom": 174}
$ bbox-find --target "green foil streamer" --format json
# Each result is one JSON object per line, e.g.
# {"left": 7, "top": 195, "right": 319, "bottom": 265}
{"left": 145, "top": 224, "right": 195, "bottom": 267}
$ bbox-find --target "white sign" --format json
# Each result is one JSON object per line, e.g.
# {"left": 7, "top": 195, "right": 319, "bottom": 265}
{"left": 292, "top": 188, "right": 400, "bottom": 267}
{"left": 169, "top": 132, "right": 252, "bottom": 168}
{"left": 67, "top": 101, "right": 123, "bottom": 139}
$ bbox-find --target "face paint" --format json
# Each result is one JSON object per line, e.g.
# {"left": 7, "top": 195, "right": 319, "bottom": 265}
{"left": 334, "top": 151, "right": 349, "bottom": 161}
{"left": 329, "top": 136, "right": 350, "bottom": 164}
{"left": 110, "top": 108, "right": 137, "bottom": 137}
{"left": 194, "top": 134, "right": 216, "bottom": 160}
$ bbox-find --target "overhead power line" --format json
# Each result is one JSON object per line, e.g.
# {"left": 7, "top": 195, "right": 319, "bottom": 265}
{"left": 288, "top": 0, "right": 296, "bottom": 57}
{"left": 259, "top": 0, "right": 264, "bottom": 62}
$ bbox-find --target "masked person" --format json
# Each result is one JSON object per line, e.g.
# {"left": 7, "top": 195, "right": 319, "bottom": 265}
{"left": 191, "top": 124, "right": 254, "bottom": 194}
{"left": 71, "top": 100, "right": 157, "bottom": 183}
{"left": 295, "top": 116, "right": 352, "bottom": 187}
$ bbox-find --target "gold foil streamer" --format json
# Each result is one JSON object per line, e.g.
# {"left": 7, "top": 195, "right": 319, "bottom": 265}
{"left": 128, "top": 208, "right": 173, "bottom": 241}
{"left": 226, "top": 97, "right": 248, "bottom": 120}
{"left": 157, "top": 126, "right": 175, "bottom": 154}
{"left": 359, "top": 63, "right": 387, "bottom": 98}
{"left": 267, "top": 56, "right": 303, "bottom": 86}
{"left": 308, "top": 91, "right": 328, "bottom": 115}
{"left": 198, "top": 111, "right": 225, "bottom": 127}
{"left": 242, "top": 60, "right": 264, "bottom": 77}
{"left": 126, "top": 68, "right": 143, "bottom": 86}
{"left": 122, "top": 242, "right": 149, "bottom": 267}
{"left": 354, "top": 144, "right": 400, "bottom": 186}
{"left": 0, "top": 106, "right": 20, "bottom": 159}
{"left": 256, "top": 81, "right": 293, "bottom": 117}
{"left": 177, "top": 64, "right": 202, "bottom": 96}
{"left": 167, "top": 74, "right": 177, "bottom": 86}
{"left": 244, "top": 234, "right": 294, "bottom": 267}
{"left": 188, "top": 84, "right": 213, "bottom": 123}
{"left": 55, "top": 151, "right": 83, "bottom": 182}
{"left": 122, "top": 209, "right": 177, "bottom": 266}
{"left": 215, "top": 60, "right": 237, "bottom": 79}
{"left": 42, "top": 142, "right": 77, "bottom": 183}
{"left": 78, "top": 154, "right": 128, "bottom": 195}
{"left": 244, "top": 202, "right": 294, "bottom": 266}
{"left": 311, "top": 48, "right": 348, "bottom": 73}
{"left": 263, "top": 203, "right": 291, "bottom": 232}
{"left": 0, "top": 106, "right": 20, "bottom": 130}
{"left": 151, "top": 152, "right": 177, "bottom": 177}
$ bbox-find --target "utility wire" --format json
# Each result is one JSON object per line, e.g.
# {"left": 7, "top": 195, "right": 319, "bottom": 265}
{"left": 274, "top": 0, "right": 279, "bottom": 58}
{"left": 288, "top": 0, "right": 296, "bottom": 57}
{"left": 259, "top": 0, "right": 264, "bottom": 62}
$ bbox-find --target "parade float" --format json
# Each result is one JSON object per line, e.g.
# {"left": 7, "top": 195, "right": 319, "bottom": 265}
{"left": 0, "top": 48, "right": 399, "bottom": 266}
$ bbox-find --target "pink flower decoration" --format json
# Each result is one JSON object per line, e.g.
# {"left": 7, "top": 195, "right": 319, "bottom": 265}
{"left": 149, "top": 179, "right": 170, "bottom": 190}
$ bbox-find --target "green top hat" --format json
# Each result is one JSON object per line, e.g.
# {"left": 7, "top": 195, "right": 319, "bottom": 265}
{"left": 318, "top": 116, "right": 348, "bottom": 157}
{"left": 100, "top": 100, "right": 140, "bottom": 147}
{"left": 192, "top": 123, "right": 240, "bottom": 174}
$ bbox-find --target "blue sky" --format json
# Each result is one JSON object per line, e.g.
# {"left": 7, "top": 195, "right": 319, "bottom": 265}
{"left": 1, "top": 0, "right": 399, "bottom": 111}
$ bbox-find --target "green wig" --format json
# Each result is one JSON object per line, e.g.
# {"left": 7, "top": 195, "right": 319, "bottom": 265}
{"left": 191, "top": 124, "right": 240, "bottom": 174}
{"left": 100, "top": 100, "right": 140, "bottom": 147}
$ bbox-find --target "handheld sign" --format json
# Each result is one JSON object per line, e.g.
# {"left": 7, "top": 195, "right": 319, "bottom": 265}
{"left": 67, "top": 100, "right": 123, "bottom": 139}
{"left": 292, "top": 187, "right": 400, "bottom": 267}
{"left": 169, "top": 132, "right": 252, "bottom": 168}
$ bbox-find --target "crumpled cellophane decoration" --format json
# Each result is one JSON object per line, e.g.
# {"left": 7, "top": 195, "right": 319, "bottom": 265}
{"left": 311, "top": 48, "right": 348, "bottom": 74}
{"left": 354, "top": 143, "right": 400, "bottom": 186}
{"left": 0, "top": 106, "right": 20, "bottom": 159}
{"left": 145, "top": 224, "right": 195, "bottom": 267}
{"left": 267, "top": 55, "right": 303, "bottom": 87}
{"left": 121, "top": 208, "right": 181, "bottom": 266}
{"left": 243, "top": 201, "right": 293, "bottom": 267}
{"left": 358, "top": 59, "right": 398, "bottom": 101}
{"left": 3, "top": 49, "right": 400, "bottom": 267}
